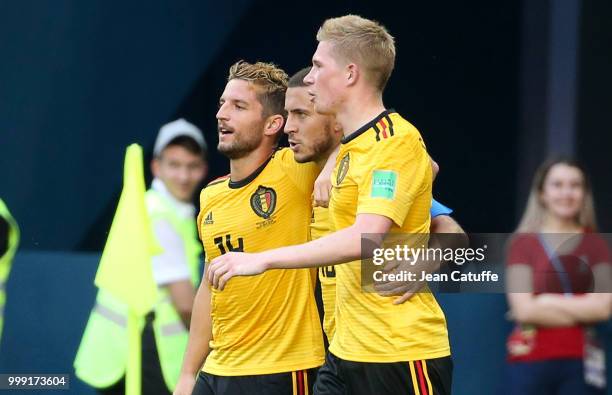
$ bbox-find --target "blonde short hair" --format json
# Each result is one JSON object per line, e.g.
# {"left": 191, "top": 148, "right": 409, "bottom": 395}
{"left": 317, "top": 15, "right": 395, "bottom": 91}
{"left": 228, "top": 60, "right": 288, "bottom": 117}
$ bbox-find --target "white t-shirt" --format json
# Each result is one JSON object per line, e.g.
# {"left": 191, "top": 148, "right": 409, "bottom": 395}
{"left": 150, "top": 178, "right": 195, "bottom": 286}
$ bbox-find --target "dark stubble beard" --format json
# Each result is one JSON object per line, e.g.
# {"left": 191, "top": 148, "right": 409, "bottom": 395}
{"left": 217, "top": 121, "right": 265, "bottom": 159}
{"left": 295, "top": 120, "right": 336, "bottom": 164}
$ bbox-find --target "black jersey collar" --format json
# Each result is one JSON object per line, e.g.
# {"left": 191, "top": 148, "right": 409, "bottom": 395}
{"left": 228, "top": 153, "right": 274, "bottom": 189}
{"left": 341, "top": 108, "right": 395, "bottom": 144}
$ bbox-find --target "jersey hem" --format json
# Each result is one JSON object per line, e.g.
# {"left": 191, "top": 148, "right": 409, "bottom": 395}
{"left": 202, "top": 357, "right": 325, "bottom": 376}
{"left": 329, "top": 347, "right": 451, "bottom": 363}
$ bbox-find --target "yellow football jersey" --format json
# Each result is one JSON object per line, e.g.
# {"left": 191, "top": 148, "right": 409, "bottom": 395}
{"left": 328, "top": 110, "right": 450, "bottom": 363}
{"left": 310, "top": 205, "right": 336, "bottom": 342}
{"left": 197, "top": 148, "right": 325, "bottom": 375}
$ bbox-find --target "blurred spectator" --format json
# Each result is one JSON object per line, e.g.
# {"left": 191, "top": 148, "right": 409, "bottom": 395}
{"left": 0, "top": 198, "right": 20, "bottom": 344}
{"left": 505, "top": 158, "right": 612, "bottom": 395}
{"left": 74, "top": 119, "right": 208, "bottom": 395}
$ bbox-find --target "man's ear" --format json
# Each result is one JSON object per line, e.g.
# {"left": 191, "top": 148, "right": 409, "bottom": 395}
{"left": 430, "top": 157, "right": 440, "bottom": 181}
{"left": 151, "top": 158, "right": 160, "bottom": 178}
{"left": 263, "top": 114, "right": 285, "bottom": 137}
{"left": 333, "top": 120, "right": 343, "bottom": 135}
{"left": 346, "top": 63, "right": 359, "bottom": 87}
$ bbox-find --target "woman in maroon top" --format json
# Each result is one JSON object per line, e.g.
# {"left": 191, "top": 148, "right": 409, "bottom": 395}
{"left": 505, "top": 158, "right": 612, "bottom": 395}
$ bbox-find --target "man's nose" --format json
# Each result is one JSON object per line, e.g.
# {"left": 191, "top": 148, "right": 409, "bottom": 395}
{"left": 216, "top": 102, "right": 229, "bottom": 121}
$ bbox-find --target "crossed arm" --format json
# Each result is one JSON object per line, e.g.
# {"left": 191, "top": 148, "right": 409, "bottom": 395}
{"left": 506, "top": 263, "right": 612, "bottom": 327}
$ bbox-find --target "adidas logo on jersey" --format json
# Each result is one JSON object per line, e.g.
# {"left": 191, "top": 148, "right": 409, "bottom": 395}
{"left": 204, "top": 212, "right": 214, "bottom": 225}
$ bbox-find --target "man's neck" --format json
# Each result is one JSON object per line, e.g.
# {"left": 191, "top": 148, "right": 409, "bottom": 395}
{"left": 229, "top": 146, "right": 275, "bottom": 183}
{"left": 335, "top": 92, "right": 386, "bottom": 137}
{"left": 315, "top": 157, "right": 328, "bottom": 168}
{"left": 315, "top": 140, "right": 342, "bottom": 168}
{"left": 315, "top": 150, "right": 332, "bottom": 169}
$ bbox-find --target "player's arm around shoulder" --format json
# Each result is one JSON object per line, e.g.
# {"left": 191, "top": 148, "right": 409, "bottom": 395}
{"left": 205, "top": 208, "right": 396, "bottom": 290}
{"left": 204, "top": 133, "right": 430, "bottom": 289}
{"left": 430, "top": 215, "right": 469, "bottom": 247}
{"left": 313, "top": 144, "right": 339, "bottom": 208}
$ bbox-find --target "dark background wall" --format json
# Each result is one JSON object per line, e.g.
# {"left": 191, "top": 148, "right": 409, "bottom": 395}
{"left": 1, "top": 0, "right": 521, "bottom": 253}
{"left": 577, "top": 0, "right": 612, "bottom": 232}
{"left": 0, "top": 0, "right": 251, "bottom": 251}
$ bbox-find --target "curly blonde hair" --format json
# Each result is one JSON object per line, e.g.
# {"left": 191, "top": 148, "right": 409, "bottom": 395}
{"left": 228, "top": 60, "right": 288, "bottom": 117}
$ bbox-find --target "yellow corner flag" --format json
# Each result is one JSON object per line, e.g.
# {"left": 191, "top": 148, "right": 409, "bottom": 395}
{"left": 94, "top": 144, "right": 161, "bottom": 395}
{"left": 95, "top": 143, "right": 159, "bottom": 313}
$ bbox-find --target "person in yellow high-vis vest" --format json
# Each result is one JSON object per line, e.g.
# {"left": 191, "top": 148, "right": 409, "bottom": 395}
{"left": 0, "top": 198, "right": 20, "bottom": 344}
{"left": 75, "top": 119, "right": 208, "bottom": 395}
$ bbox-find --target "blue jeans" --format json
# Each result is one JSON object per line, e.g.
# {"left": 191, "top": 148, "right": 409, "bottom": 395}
{"left": 505, "top": 359, "right": 605, "bottom": 395}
